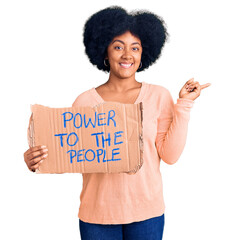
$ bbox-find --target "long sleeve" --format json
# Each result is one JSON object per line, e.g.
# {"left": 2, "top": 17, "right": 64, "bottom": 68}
{"left": 155, "top": 89, "right": 194, "bottom": 165}
{"left": 75, "top": 82, "right": 194, "bottom": 224}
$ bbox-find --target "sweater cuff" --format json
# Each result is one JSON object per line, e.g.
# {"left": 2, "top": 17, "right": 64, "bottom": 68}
{"left": 177, "top": 98, "right": 194, "bottom": 108}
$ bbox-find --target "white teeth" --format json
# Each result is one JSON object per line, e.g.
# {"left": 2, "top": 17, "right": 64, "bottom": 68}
{"left": 120, "top": 63, "right": 132, "bottom": 67}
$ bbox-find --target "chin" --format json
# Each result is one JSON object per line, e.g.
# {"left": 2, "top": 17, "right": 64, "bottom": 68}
{"left": 114, "top": 70, "right": 138, "bottom": 79}
{"left": 119, "top": 74, "right": 135, "bottom": 79}
{"left": 118, "top": 72, "right": 136, "bottom": 79}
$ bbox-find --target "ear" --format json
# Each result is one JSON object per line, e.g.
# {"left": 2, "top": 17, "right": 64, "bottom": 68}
{"left": 104, "top": 50, "right": 108, "bottom": 59}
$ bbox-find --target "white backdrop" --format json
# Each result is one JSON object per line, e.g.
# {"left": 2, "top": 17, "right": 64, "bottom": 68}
{"left": 1, "top": 0, "right": 234, "bottom": 239}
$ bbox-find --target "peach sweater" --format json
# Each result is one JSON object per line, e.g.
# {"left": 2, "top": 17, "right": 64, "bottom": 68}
{"left": 71, "top": 81, "right": 194, "bottom": 224}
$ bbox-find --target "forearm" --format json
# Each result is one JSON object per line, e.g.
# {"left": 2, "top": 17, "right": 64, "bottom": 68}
{"left": 156, "top": 98, "right": 194, "bottom": 164}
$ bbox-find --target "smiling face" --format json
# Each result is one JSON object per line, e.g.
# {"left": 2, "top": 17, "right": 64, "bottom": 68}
{"left": 106, "top": 31, "right": 142, "bottom": 80}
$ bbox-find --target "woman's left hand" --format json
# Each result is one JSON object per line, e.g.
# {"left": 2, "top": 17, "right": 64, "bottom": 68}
{"left": 179, "top": 78, "right": 211, "bottom": 101}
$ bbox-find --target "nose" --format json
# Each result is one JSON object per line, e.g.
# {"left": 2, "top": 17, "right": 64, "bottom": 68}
{"left": 121, "top": 48, "right": 132, "bottom": 60}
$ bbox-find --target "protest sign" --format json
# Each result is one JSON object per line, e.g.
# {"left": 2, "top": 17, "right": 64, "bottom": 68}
{"left": 28, "top": 102, "right": 143, "bottom": 174}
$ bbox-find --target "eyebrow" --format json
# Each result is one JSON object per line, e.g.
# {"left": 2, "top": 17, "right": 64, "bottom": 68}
{"left": 112, "top": 40, "right": 141, "bottom": 46}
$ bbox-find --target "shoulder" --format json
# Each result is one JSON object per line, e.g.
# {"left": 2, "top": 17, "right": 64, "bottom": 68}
{"left": 72, "top": 88, "right": 93, "bottom": 107}
{"left": 145, "top": 83, "right": 174, "bottom": 117}
{"left": 146, "top": 83, "right": 173, "bottom": 100}
{"left": 148, "top": 83, "right": 170, "bottom": 94}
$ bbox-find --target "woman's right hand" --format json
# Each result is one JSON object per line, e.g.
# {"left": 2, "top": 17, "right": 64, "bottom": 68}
{"left": 24, "top": 145, "right": 48, "bottom": 172}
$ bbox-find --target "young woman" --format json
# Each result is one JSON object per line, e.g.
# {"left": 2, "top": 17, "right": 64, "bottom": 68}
{"left": 24, "top": 6, "right": 210, "bottom": 240}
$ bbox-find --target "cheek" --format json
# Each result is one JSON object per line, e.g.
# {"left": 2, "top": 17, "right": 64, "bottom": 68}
{"left": 108, "top": 53, "right": 121, "bottom": 64}
{"left": 135, "top": 52, "right": 142, "bottom": 61}
{"left": 109, "top": 58, "right": 120, "bottom": 68}
{"left": 135, "top": 56, "right": 142, "bottom": 66}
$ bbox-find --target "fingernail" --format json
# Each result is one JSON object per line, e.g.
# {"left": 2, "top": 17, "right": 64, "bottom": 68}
{"left": 41, "top": 145, "right": 46, "bottom": 148}
{"left": 40, "top": 160, "right": 44, "bottom": 163}
{"left": 42, "top": 153, "right": 48, "bottom": 158}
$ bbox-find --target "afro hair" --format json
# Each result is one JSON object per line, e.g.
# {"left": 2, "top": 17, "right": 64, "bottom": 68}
{"left": 83, "top": 6, "right": 170, "bottom": 72}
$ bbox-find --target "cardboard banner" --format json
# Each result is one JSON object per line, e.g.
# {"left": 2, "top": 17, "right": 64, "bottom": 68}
{"left": 28, "top": 102, "right": 144, "bottom": 174}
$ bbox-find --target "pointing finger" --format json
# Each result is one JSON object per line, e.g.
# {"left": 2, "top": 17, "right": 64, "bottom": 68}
{"left": 200, "top": 83, "right": 211, "bottom": 89}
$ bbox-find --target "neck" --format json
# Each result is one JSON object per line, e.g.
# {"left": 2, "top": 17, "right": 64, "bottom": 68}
{"left": 105, "top": 72, "right": 140, "bottom": 92}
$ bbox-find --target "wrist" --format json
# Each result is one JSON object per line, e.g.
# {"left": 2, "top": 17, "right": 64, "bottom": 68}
{"left": 177, "top": 98, "right": 194, "bottom": 108}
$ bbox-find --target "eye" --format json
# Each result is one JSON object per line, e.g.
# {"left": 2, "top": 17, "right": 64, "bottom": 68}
{"left": 114, "top": 46, "right": 123, "bottom": 50}
{"left": 132, "top": 47, "right": 139, "bottom": 51}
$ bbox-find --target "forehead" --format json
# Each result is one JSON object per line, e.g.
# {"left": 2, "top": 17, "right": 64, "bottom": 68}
{"left": 112, "top": 31, "right": 141, "bottom": 44}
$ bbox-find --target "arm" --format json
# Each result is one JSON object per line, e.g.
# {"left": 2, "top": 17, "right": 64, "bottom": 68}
{"left": 24, "top": 113, "right": 48, "bottom": 172}
{"left": 27, "top": 113, "right": 34, "bottom": 148}
{"left": 155, "top": 89, "right": 194, "bottom": 165}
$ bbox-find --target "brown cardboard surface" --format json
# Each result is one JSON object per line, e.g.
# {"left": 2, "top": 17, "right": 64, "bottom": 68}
{"left": 28, "top": 102, "right": 143, "bottom": 174}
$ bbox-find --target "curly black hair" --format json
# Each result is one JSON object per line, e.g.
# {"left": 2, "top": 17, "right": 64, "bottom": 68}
{"left": 83, "top": 6, "right": 170, "bottom": 72}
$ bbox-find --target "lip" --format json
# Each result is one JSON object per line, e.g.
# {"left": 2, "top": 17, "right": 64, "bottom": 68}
{"left": 119, "top": 63, "right": 133, "bottom": 69}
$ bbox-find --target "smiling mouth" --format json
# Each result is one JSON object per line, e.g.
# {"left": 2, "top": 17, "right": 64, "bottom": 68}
{"left": 119, "top": 63, "right": 133, "bottom": 69}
